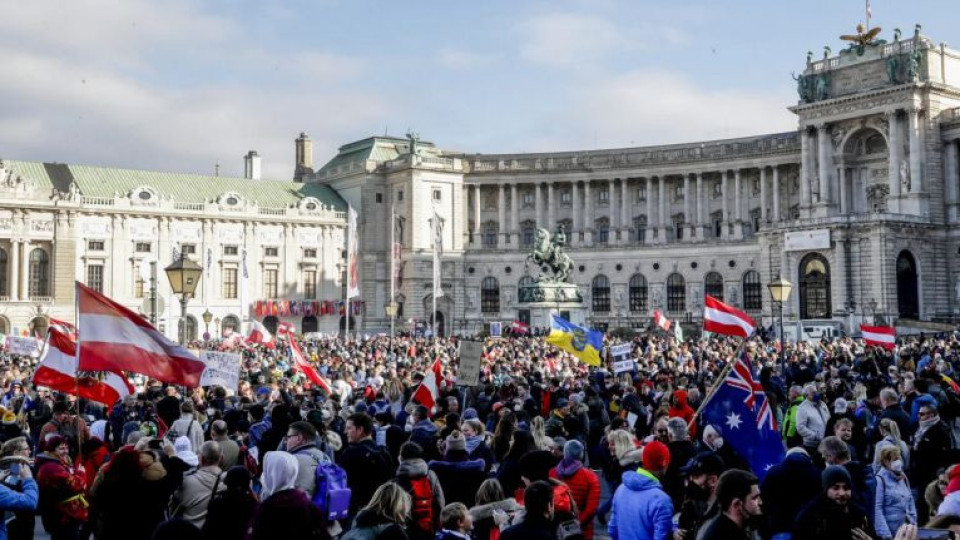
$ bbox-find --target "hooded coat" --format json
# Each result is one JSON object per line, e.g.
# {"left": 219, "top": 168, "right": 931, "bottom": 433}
{"left": 550, "top": 458, "right": 601, "bottom": 539}
{"left": 429, "top": 451, "right": 486, "bottom": 507}
{"left": 758, "top": 451, "right": 822, "bottom": 537}
{"left": 667, "top": 390, "right": 697, "bottom": 438}
{"left": 251, "top": 451, "right": 328, "bottom": 540}
{"left": 89, "top": 448, "right": 172, "bottom": 540}
{"left": 395, "top": 457, "right": 446, "bottom": 539}
{"left": 608, "top": 469, "right": 673, "bottom": 540}
{"left": 469, "top": 498, "right": 522, "bottom": 540}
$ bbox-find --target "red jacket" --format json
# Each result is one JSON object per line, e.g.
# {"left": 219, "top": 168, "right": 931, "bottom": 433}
{"left": 550, "top": 462, "right": 601, "bottom": 540}
{"left": 668, "top": 389, "right": 697, "bottom": 439}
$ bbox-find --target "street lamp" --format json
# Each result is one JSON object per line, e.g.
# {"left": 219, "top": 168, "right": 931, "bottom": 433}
{"left": 767, "top": 275, "right": 793, "bottom": 373}
{"left": 202, "top": 309, "right": 213, "bottom": 340}
{"left": 164, "top": 254, "right": 203, "bottom": 345}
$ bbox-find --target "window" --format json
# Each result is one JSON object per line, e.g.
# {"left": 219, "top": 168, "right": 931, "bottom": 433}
{"left": 303, "top": 248, "right": 317, "bottom": 259}
{"left": 629, "top": 274, "right": 648, "bottom": 312}
{"left": 433, "top": 189, "right": 441, "bottom": 201}
{"left": 518, "top": 276, "right": 534, "bottom": 302}
{"left": 265, "top": 247, "right": 279, "bottom": 257}
{"left": 522, "top": 191, "right": 535, "bottom": 207}
{"left": 711, "top": 211, "right": 723, "bottom": 239}
{"left": 633, "top": 216, "right": 647, "bottom": 244}
{"left": 705, "top": 272, "right": 724, "bottom": 301}
{"left": 483, "top": 222, "right": 498, "bottom": 248}
{"left": 376, "top": 193, "right": 383, "bottom": 203}
{"left": 636, "top": 186, "right": 647, "bottom": 203}
{"left": 596, "top": 218, "right": 610, "bottom": 244}
{"left": 222, "top": 268, "right": 238, "bottom": 299}
{"left": 29, "top": 248, "right": 50, "bottom": 297}
{"left": 221, "top": 315, "right": 240, "bottom": 335}
{"left": 223, "top": 245, "right": 238, "bottom": 256}
{"left": 87, "top": 240, "right": 105, "bottom": 251}
{"left": 397, "top": 190, "right": 403, "bottom": 201}
{"left": 799, "top": 254, "right": 831, "bottom": 319}
{"left": 134, "top": 270, "right": 146, "bottom": 298}
{"left": 560, "top": 190, "right": 572, "bottom": 207}
{"left": 674, "top": 214, "right": 685, "bottom": 241}
{"left": 180, "top": 244, "right": 196, "bottom": 255}
{"left": 743, "top": 271, "right": 762, "bottom": 310}
{"left": 481, "top": 277, "right": 500, "bottom": 313}
{"left": 521, "top": 221, "right": 536, "bottom": 248}
{"left": 666, "top": 273, "right": 686, "bottom": 313}
{"left": 86, "top": 264, "right": 104, "bottom": 293}
{"left": 263, "top": 269, "right": 278, "bottom": 298}
{"left": 592, "top": 275, "right": 611, "bottom": 312}
{"left": 303, "top": 270, "right": 317, "bottom": 300}
{"left": 598, "top": 188, "right": 609, "bottom": 205}
{"left": 0, "top": 248, "right": 7, "bottom": 296}
{"left": 135, "top": 242, "right": 152, "bottom": 253}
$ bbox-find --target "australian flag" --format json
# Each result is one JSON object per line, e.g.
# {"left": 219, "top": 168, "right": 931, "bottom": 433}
{"left": 701, "top": 351, "right": 785, "bottom": 480}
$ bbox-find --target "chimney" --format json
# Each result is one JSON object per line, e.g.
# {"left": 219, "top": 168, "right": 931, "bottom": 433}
{"left": 243, "top": 150, "right": 261, "bottom": 180}
{"left": 294, "top": 132, "right": 314, "bottom": 182}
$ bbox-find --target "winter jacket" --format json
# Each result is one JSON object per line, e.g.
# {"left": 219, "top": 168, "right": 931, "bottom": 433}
{"left": 395, "top": 458, "right": 445, "bottom": 539}
{"left": 782, "top": 396, "right": 805, "bottom": 444}
{"left": 341, "top": 438, "right": 396, "bottom": 516}
{"left": 89, "top": 449, "right": 172, "bottom": 540}
{"left": 409, "top": 420, "right": 439, "bottom": 457}
{"left": 668, "top": 390, "right": 697, "bottom": 439}
{"left": 290, "top": 442, "right": 330, "bottom": 497}
{"left": 794, "top": 495, "right": 874, "bottom": 540}
{"left": 203, "top": 488, "right": 258, "bottom": 540}
{"left": 0, "top": 479, "right": 38, "bottom": 540}
{"left": 911, "top": 418, "right": 953, "bottom": 489}
{"left": 550, "top": 459, "right": 601, "bottom": 539}
{"left": 35, "top": 453, "right": 85, "bottom": 531}
{"left": 696, "top": 512, "right": 751, "bottom": 540}
{"left": 469, "top": 498, "right": 522, "bottom": 540}
{"left": 500, "top": 516, "right": 556, "bottom": 540}
{"left": 173, "top": 464, "right": 225, "bottom": 529}
{"left": 759, "top": 451, "right": 822, "bottom": 537}
{"left": 795, "top": 399, "right": 830, "bottom": 447}
{"left": 938, "top": 491, "right": 960, "bottom": 518}
{"left": 250, "top": 488, "right": 328, "bottom": 540}
{"left": 873, "top": 436, "right": 911, "bottom": 475}
{"left": 608, "top": 469, "right": 673, "bottom": 540}
{"left": 874, "top": 468, "right": 917, "bottom": 539}
{"left": 170, "top": 414, "right": 204, "bottom": 453}
{"left": 429, "top": 455, "right": 486, "bottom": 507}
{"left": 346, "top": 507, "right": 408, "bottom": 540}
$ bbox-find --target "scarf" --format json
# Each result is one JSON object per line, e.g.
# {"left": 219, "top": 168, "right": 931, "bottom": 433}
{"left": 915, "top": 414, "right": 941, "bottom": 449}
{"left": 464, "top": 435, "right": 483, "bottom": 455}
{"left": 554, "top": 457, "right": 583, "bottom": 478}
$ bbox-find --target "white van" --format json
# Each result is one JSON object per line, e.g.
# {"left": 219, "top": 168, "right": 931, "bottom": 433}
{"left": 777, "top": 320, "right": 847, "bottom": 344}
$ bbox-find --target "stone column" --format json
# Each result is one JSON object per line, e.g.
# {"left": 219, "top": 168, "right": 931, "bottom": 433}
{"left": 571, "top": 182, "right": 580, "bottom": 245}
{"left": 498, "top": 184, "right": 507, "bottom": 248}
{"left": 535, "top": 183, "right": 543, "bottom": 228}
{"left": 645, "top": 177, "right": 654, "bottom": 242}
{"left": 838, "top": 164, "right": 848, "bottom": 214}
{"left": 908, "top": 107, "right": 924, "bottom": 193}
{"left": 696, "top": 172, "right": 705, "bottom": 239}
{"left": 759, "top": 167, "right": 768, "bottom": 224}
{"left": 658, "top": 175, "right": 666, "bottom": 242}
{"left": 110, "top": 215, "right": 126, "bottom": 298}
{"left": 946, "top": 139, "right": 959, "bottom": 222}
{"left": 473, "top": 184, "right": 481, "bottom": 244}
{"left": 721, "top": 171, "right": 729, "bottom": 238}
{"left": 734, "top": 169, "right": 743, "bottom": 238}
{"left": 620, "top": 179, "right": 630, "bottom": 244}
{"left": 547, "top": 182, "right": 556, "bottom": 231}
{"left": 683, "top": 174, "right": 692, "bottom": 240}
{"left": 801, "top": 127, "right": 813, "bottom": 208}
{"left": 584, "top": 181, "right": 593, "bottom": 244}
{"left": 609, "top": 180, "right": 620, "bottom": 235}
{"left": 510, "top": 183, "right": 519, "bottom": 245}
{"left": 20, "top": 240, "right": 30, "bottom": 299}
{"left": 888, "top": 110, "right": 902, "bottom": 211}
{"left": 772, "top": 166, "right": 781, "bottom": 222}
{"left": 9, "top": 239, "right": 19, "bottom": 300}
{"left": 817, "top": 124, "right": 832, "bottom": 206}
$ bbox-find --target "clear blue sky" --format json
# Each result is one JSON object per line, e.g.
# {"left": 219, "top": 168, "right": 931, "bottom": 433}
{"left": 1, "top": 0, "right": 956, "bottom": 179}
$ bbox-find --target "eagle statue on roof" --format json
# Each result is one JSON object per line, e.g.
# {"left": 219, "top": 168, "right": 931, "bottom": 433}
{"left": 841, "top": 24, "right": 882, "bottom": 47}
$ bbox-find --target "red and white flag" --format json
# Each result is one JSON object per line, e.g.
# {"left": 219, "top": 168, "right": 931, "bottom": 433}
{"left": 35, "top": 326, "right": 133, "bottom": 405}
{"left": 48, "top": 318, "right": 77, "bottom": 338}
{"left": 510, "top": 321, "right": 530, "bottom": 335}
{"left": 652, "top": 310, "right": 672, "bottom": 332}
{"left": 276, "top": 321, "right": 296, "bottom": 338}
{"left": 703, "top": 295, "right": 756, "bottom": 339}
{"left": 245, "top": 320, "right": 276, "bottom": 349}
{"left": 289, "top": 338, "right": 332, "bottom": 394}
{"left": 861, "top": 324, "right": 896, "bottom": 350}
{"left": 412, "top": 358, "right": 443, "bottom": 411}
{"left": 76, "top": 282, "right": 206, "bottom": 387}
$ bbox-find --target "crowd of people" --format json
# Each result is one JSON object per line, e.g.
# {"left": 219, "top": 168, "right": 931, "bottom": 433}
{"left": 0, "top": 330, "right": 958, "bottom": 540}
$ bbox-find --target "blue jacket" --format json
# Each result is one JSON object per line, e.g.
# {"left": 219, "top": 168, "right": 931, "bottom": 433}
{"left": 0, "top": 478, "right": 38, "bottom": 540}
{"left": 608, "top": 469, "right": 673, "bottom": 540}
{"left": 874, "top": 468, "right": 916, "bottom": 539}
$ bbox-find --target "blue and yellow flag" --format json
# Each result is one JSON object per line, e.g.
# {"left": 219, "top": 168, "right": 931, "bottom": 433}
{"left": 545, "top": 314, "right": 604, "bottom": 366}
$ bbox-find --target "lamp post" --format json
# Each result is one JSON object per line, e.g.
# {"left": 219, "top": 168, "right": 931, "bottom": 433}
{"left": 214, "top": 317, "right": 221, "bottom": 338}
{"left": 767, "top": 275, "right": 793, "bottom": 373}
{"left": 164, "top": 254, "right": 203, "bottom": 345}
{"left": 202, "top": 309, "right": 213, "bottom": 341}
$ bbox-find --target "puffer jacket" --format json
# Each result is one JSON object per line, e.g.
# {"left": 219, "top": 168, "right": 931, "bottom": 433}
{"left": 874, "top": 468, "right": 917, "bottom": 539}
{"left": 608, "top": 469, "right": 673, "bottom": 540}
{"left": 550, "top": 459, "right": 601, "bottom": 539}
{"left": 667, "top": 390, "right": 697, "bottom": 438}
{"left": 469, "top": 498, "right": 522, "bottom": 540}
{"left": 395, "top": 457, "right": 446, "bottom": 539}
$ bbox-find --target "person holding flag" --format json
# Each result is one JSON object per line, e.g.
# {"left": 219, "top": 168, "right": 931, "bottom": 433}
{"left": 545, "top": 315, "right": 603, "bottom": 367}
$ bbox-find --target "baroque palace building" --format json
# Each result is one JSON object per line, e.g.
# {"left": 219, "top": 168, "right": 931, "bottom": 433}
{"left": 4, "top": 27, "right": 960, "bottom": 338}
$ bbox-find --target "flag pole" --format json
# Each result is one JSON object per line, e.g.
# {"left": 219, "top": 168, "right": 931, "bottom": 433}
{"left": 389, "top": 200, "right": 396, "bottom": 348}
{"left": 74, "top": 281, "right": 82, "bottom": 461}
{"left": 345, "top": 204, "right": 351, "bottom": 342}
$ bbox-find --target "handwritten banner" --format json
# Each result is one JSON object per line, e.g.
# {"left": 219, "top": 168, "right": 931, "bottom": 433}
{"left": 199, "top": 350, "right": 241, "bottom": 390}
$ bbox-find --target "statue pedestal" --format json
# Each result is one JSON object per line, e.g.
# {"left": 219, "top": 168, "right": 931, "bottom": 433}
{"left": 525, "top": 302, "right": 588, "bottom": 329}
{"left": 519, "top": 281, "right": 586, "bottom": 329}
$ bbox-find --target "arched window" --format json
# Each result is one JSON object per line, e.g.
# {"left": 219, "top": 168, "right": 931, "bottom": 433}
{"left": 183, "top": 315, "right": 198, "bottom": 343}
{"left": 0, "top": 316, "right": 8, "bottom": 335}
{"left": 29, "top": 316, "right": 48, "bottom": 337}
{"left": 629, "top": 274, "right": 648, "bottom": 312}
{"left": 799, "top": 253, "right": 831, "bottom": 319}
{"left": 592, "top": 275, "right": 611, "bottom": 312}
{"left": 667, "top": 273, "right": 686, "bottom": 313}
{"left": 0, "top": 248, "right": 6, "bottom": 297}
{"left": 518, "top": 275, "right": 534, "bottom": 302}
{"left": 595, "top": 218, "right": 610, "bottom": 244}
{"left": 221, "top": 315, "right": 240, "bottom": 336}
{"left": 704, "top": 272, "right": 724, "bottom": 301}
{"left": 742, "top": 270, "right": 762, "bottom": 310}
{"left": 481, "top": 277, "right": 500, "bottom": 313}
{"left": 29, "top": 248, "right": 50, "bottom": 297}
{"left": 896, "top": 251, "right": 919, "bottom": 319}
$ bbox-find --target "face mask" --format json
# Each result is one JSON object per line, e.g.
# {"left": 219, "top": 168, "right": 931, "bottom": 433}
{"left": 890, "top": 459, "right": 904, "bottom": 473}
{"left": 812, "top": 393, "right": 821, "bottom": 402}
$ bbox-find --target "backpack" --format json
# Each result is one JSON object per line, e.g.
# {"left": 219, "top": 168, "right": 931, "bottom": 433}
{"left": 407, "top": 476, "right": 435, "bottom": 533}
{"left": 312, "top": 461, "right": 351, "bottom": 520}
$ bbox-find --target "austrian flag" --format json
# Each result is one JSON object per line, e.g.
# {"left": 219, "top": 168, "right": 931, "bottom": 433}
{"left": 412, "top": 359, "right": 444, "bottom": 411}
{"left": 652, "top": 310, "right": 672, "bottom": 332}
{"left": 703, "top": 295, "right": 756, "bottom": 339}
{"left": 861, "top": 324, "right": 896, "bottom": 350}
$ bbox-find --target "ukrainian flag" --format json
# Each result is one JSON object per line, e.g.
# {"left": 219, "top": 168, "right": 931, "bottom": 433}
{"left": 545, "top": 314, "right": 604, "bottom": 366}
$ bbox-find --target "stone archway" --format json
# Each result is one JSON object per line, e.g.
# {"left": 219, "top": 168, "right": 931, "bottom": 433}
{"left": 840, "top": 127, "right": 889, "bottom": 214}
{"left": 799, "top": 253, "right": 831, "bottom": 319}
{"left": 896, "top": 250, "right": 919, "bottom": 319}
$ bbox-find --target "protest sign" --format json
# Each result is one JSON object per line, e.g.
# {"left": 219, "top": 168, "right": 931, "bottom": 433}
{"left": 6, "top": 336, "right": 40, "bottom": 358}
{"left": 610, "top": 343, "right": 635, "bottom": 374}
{"left": 490, "top": 322, "right": 502, "bottom": 338}
{"left": 457, "top": 340, "right": 484, "bottom": 386}
{"left": 199, "top": 350, "right": 241, "bottom": 389}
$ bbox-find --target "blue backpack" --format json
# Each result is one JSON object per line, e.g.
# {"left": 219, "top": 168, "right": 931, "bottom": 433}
{"left": 312, "top": 462, "right": 351, "bottom": 520}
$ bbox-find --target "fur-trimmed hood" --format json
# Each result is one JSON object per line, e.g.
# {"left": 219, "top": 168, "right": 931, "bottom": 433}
{"left": 469, "top": 498, "right": 522, "bottom": 521}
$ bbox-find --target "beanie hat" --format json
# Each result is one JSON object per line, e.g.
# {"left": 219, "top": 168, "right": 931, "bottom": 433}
{"left": 822, "top": 465, "right": 853, "bottom": 492}
{"left": 445, "top": 431, "right": 467, "bottom": 452}
{"left": 563, "top": 440, "right": 585, "bottom": 462}
{"left": 642, "top": 440, "right": 671, "bottom": 472}
{"left": 462, "top": 408, "right": 479, "bottom": 420}
{"left": 519, "top": 450, "right": 556, "bottom": 482}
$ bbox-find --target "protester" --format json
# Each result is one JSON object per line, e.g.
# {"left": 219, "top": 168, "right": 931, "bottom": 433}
{"left": 88, "top": 446, "right": 171, "bottom": 540}
{"left": 500, "top": 481, "right": 557, "bottom": 540}
{"left": 759, "top": 447, "right": 821, "bottom": 540}
{"left": 607, "top": 440, "right": 673, "bottom": 540}
{"left": 171, "top": 441, "right": 224, "bottom": 529}
{"left": 874, "top": 446, "right": 917, "bottom": 540}
{"left": 794, "top": 465, "right": 874, "bottom": 540}
{"left": 202, "top": 466, "right": 258, "bottom": 540}
{"left": 345, "top": 481, "right": 411, "bottom": 540}
{"left": 395, "top": 441, "right": 445, "bottom": 540}
{"left": 429, "top": 431, "right": 486, "bottom": 507}
{"left": 250, "top": 451, "right": 327, "bottom": 540}
{"left": 341, "top": 412, "right": 396, "bottom": 517}
{"left": 0, "top": 446, "right": 38, "bottom": 540}
{"left": 696, "top": 469, "right": 762, "bottom": 540}
{"left": 36, "top": 434, "right": 87, "bottom": 540}
{"left": 435, "top": 502, "right": 473, "bottom": 540}
{"left": 549, "top": 439, "right": 600, "bottom": 539}
{"left": 675, "top": 451, "right": 725, "bottom": 539}
{"left": 468, "top": 479, "right": 521, "bottom": 540}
